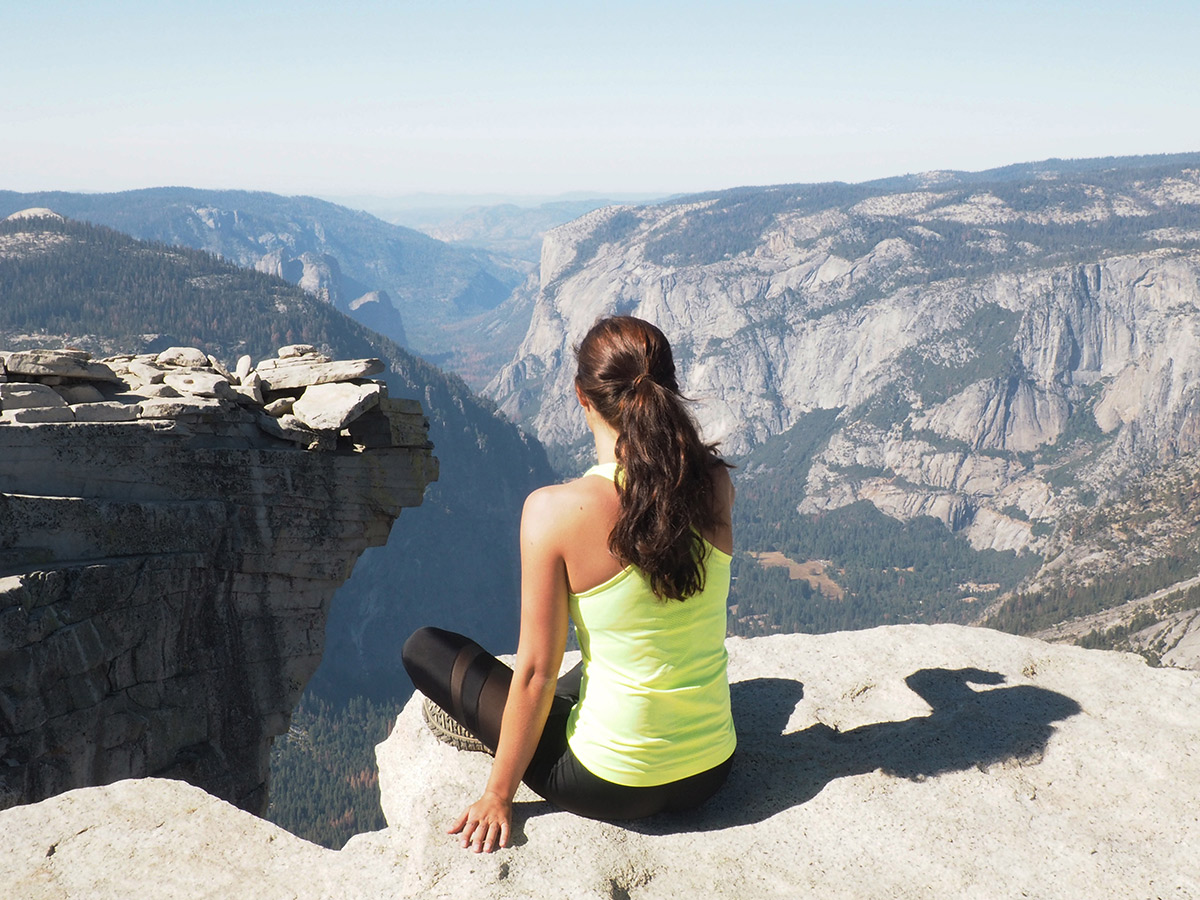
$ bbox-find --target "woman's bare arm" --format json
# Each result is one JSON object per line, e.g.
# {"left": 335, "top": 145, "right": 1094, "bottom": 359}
{"left": 448, "top": 486, "right": 570, "bottom": 852}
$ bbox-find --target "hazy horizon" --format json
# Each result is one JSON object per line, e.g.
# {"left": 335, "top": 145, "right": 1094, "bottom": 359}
{"left": 5, "top": 1, "right": 1199, "bottom": 199}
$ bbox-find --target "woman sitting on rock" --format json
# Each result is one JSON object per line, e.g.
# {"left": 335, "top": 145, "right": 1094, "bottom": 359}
{"left": 402, "top": 315, "right": 736, "bottom": 852}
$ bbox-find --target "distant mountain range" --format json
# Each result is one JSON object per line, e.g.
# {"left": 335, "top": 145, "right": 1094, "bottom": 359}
{"left": 0, "top": 214, "right": 556, "bottom": 700}
{"left": 6, "top": 153, "right": 1199, "bottom": 665}
{"left": 387, "top": 198, "right": 665, "bottom": 263}
{"left": 486, "top": 152, "right": 1200, "bottom": 657}
{"left": 0, "top": 188, "right": 531, "bottom": 380}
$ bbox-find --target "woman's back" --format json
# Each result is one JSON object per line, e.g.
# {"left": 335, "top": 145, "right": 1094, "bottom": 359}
{"left": 552, "top": 461, "right": 734, "bottom": 597}
{"left": 559, "top": 461, "right": 737, "bottom": 787}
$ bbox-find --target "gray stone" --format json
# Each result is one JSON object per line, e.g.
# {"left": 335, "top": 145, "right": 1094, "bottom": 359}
{"left": 139, "top": 383, "right": 184, "bottom": 399}
{"left": 231, "top": 371, "right": 264, "bottom": 406}
{"left": 138, "top": 397, "right": 225, "bottom": 419}
{"left": 207, "top": 355, "right": 233, "bottom": 380}
{"left": 155, "top": 347, "right": 210, "bottom": 368}
{"left": 163, "top": 371, "right": 235, "bottom": 400}
{"left": 257, "top": 358, "right": 384, "bottom": 391}
{"left": 278, "top": 344, "right": 320, "bottom": 359}
{"left": 1, "top": 383, "right": 68, "bottom": 410}
{"left": 0, "top": 374, "right": 436, "bottom": 817}
{"left": 55, "top": 384, "right": 106, "bottom": 405}
{"left": 264, "top": 397, "right": 294, "bottom": 417}
{"left": 347, "top": 399, "right": 431, "bottom": 449}
{"left": 2, "top": 406, "right": 75, "bottom": 423}
{"left": 256, "top": 413, "right": 334, "bottom": 450}
{"left": 71, "top": 402, "right": 140, "bottom": 423}
{"left": 3, "top": 350, "right": 120, "bottom": 383}
{"left": 292, "top": 382, "right": 383, "bottom": 431}
{"left": 235, "top": 355, "right": 253, "bottom": 382}
{"left": 117, "top": 361, "right": 167, "bottom": 385}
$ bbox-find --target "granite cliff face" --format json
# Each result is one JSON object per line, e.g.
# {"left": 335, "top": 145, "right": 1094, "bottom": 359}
{"left": 3, "top": 626, "right": 1197, "bottom": 899}
{"left": 488, "top": 157, "right": 1200, "bottom": 555}
{"left": 0, "top": 345, "right": 437, "bottom": 813}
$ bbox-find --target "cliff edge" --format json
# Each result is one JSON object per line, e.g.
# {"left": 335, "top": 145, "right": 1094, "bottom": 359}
{"left": 0, "top": 345, "right": 437, "bottom": 813}
{"left": 1, "top": 626, "right": 1196, "bottom": 899}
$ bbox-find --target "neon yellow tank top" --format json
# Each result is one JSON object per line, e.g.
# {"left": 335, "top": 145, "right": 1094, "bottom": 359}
{"left": 565, "top": 462, "right": 737, "bottom": 787}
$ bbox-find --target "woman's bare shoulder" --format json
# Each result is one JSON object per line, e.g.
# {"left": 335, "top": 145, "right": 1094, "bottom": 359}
{"left": 708, "top": 458, "right": 735, "bottom": 503}
{"left": 522, "top": 474, "right": 612, "bottom": 532}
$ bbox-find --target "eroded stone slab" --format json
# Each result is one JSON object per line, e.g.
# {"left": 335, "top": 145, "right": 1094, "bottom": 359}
{"left": 2, "top": 406, "right": 75, "bottom": 423}
{"left": 3, "top": 351, "right": 120, "bottom": 383}
{"left": 257, "top": 358, "right": 383, "bottom": 391}
{"left": 293, "top": 382, "right": 382, "bottom": 431}
{"left": 138, "top": 397, "right": 226, "bottom": 419}
{"left": 71, "top": 402, "right": 140, "bottom": 423}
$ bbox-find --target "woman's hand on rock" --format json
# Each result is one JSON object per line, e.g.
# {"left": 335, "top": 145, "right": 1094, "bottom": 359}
{"left": 448, "top": 790, "right": 511, "bottom": 853}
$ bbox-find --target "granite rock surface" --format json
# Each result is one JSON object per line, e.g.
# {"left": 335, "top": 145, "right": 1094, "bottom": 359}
{"left": 2, "top": 626, "right": 1196, "bottom": 899}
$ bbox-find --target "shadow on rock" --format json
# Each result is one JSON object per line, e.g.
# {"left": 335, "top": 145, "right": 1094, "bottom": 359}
{"left": 632, "top": 667, "right": 1083, "bottom": 833}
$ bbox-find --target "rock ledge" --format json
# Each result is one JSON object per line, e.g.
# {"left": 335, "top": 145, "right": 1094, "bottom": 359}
{"left": 2, "top": 626, "right": 1197, "bottom": 899}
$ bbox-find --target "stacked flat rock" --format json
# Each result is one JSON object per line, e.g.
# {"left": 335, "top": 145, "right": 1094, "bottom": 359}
{"left": 0, "top": 344, "right": 406, "bottom": 451}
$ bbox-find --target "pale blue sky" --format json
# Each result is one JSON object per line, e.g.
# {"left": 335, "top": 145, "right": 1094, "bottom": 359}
{"left": 2, "top": 1, "right": 1197, "bottom": 198}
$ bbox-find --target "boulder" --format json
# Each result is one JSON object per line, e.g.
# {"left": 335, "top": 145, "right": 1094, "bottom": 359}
{"left": 119, "top": 361, "right": 167, "bottom": 385}
{"left": 1, "top": 383, "right": 68, "bottom": 410}
{"left": 54, "top": 384, "right": 106, "bottom": 405}
{"left": 232, "top": 372, "right": 264, "bottom": 406}
{"left": 207, "top": 355, "right": 233, "bottom": 380}
{"left": 264, "top": 397, "right": 294, "bottom": 417}
{"left": 278, "top": 344, "right": 320, "bottom": 359}
{"left": 292, "top": 382, "right": 383, "bottom": 431}
{"left": 256, "top": 412, "right": 334, "bottom": 450}
{"left": 137, "top": 397, "right": 226, "bottom": 419}
{"left": 155, "top": 347, "right": 211, "bottom": 368}
{"left": 163, "top": 371, "right": 235, "bottom": 400}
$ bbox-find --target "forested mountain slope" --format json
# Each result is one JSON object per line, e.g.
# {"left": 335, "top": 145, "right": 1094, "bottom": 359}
{"left": 0, "top": 215, "right": 555, "bottom": 702}
{"left": 0, "top": 188, "right": 530, "bottom": 377}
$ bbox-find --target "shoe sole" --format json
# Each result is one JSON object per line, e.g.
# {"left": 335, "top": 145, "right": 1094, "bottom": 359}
{"left": 421, "top": 697, "right": 491, "bottom": 754}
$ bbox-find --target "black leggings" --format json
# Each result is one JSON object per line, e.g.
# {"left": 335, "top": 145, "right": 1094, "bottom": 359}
{"left": 401, "top": 626, "right": 733, "bottom": 821}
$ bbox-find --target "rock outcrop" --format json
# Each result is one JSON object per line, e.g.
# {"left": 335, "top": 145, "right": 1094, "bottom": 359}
{"left": 0, "top": 346, "right": 437, "bottom": 814}
{"left": 2, "top": 626, "right": 1197, "bottom": 898}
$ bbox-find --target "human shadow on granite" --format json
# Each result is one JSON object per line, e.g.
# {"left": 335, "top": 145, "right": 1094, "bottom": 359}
{"left": 630, "top": 667, "right": 1083, "bottom": 834}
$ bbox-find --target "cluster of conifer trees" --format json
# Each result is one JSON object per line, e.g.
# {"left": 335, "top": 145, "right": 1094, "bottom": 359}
{"left": 266, "top": 694, "right": 399, "bottom": 849}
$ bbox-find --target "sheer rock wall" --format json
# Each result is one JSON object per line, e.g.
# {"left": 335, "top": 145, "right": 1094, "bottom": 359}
{"left": 0, "top": 346, "right": 438, "bottom": 813}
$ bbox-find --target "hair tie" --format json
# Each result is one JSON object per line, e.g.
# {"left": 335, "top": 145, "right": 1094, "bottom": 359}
{"left": 632, "top": 372, "right": 652, "bottom": 389}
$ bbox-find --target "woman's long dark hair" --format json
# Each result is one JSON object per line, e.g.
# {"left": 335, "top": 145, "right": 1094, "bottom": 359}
{"left": 575, "top": 316, "right": 727, "bottom": 601}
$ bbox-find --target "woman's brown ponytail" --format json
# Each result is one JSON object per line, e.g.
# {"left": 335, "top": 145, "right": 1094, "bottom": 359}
{"left": 574, "top": 316, "right": 728, "bottom": 601}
